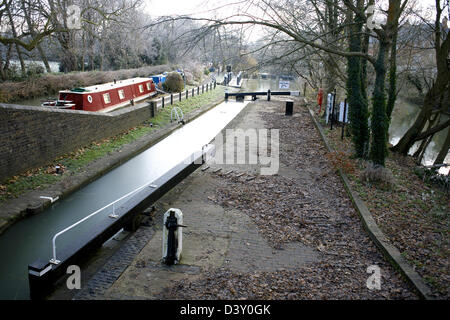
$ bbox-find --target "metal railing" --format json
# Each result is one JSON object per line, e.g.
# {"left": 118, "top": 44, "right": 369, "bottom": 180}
{"left": 49, "top": 180, "right": 157, "bottom": 264}
{"left": 171, "top": 106, "right": 184, "bottom": 124}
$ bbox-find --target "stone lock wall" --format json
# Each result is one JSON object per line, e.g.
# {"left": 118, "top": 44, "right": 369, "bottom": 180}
{"left": 0, "top": 103, "right": 154, "bottom": 182}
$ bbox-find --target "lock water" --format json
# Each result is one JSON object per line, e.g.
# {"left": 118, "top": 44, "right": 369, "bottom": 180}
{"left": 0, "top": 100, "right": 248, "bottom": 300}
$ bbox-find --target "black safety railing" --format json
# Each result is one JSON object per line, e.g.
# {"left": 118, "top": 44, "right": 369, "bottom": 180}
{"left": 225, "top": 90, "right": 300, "bottom": 102}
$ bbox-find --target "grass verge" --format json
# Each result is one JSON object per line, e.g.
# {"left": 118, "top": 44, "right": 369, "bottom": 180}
{"left": 0, "top": 86, "right": 225, "bottom": 204}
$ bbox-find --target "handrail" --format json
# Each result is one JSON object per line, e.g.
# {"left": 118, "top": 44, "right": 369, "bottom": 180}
{"left": 49, "top": 180, "right": 157, "bottom": 264}
{"left": 170, "top": 106, "right": 184, "bottom": 124}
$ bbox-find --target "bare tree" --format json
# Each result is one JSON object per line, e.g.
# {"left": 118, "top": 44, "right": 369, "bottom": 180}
{"left": 392, "top": 0, "right": 450, "bottom": 156}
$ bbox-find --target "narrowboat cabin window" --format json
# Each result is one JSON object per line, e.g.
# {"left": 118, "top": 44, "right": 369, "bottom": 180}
{"left": 139, "top": 84, "right": 144, "bottom": 93}
{"left": 146, "top": 82, "right": 151, "bottom": 90}
{"left": 103, "top": 93, "right": 111, "bottom": 104}
{"left": 118, "top": 89, "right": 125, "bottom": 100}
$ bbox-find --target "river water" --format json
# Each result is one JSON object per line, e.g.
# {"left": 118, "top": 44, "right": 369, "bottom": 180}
{"left": 9, "top": 60, "right": 60, "bottom": 73}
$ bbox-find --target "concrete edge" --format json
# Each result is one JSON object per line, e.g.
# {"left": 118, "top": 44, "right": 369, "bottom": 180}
{"left": 306, "top": 106, "right": 435, "bottom": 300}
{"left": 0, "top": 91, "right": 225, "bottom": 236}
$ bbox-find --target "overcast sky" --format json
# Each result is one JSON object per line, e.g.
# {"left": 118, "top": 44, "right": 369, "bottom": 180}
{"left": 144, "top": 0, "right": 444, "bottom": 18}
{"left": 143, "top": 0, "right": 228, "bottom": 17}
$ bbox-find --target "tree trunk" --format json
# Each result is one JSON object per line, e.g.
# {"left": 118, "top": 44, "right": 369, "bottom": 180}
{"left": 346, "top": 0, "right": 369, "bottom": 158}
{"left": 369, "top": 36, "right": 390, "bottom": 166}
{"left": 417, "top": 135, "right": 434, "bottom": 164}
{"left": 392, "top": 80, "right": 448, "bottom": 154}
{"left": 20, "top": 0, "right": 51, "bottom": 73}
{"left": 434, "top": 127, "right": 450, "bottom": 165}
{"left": 0, "top": 59, "right": 5, "bottom": 80}
{"left": 413, "top": 113, "right": 439, "bottom": 162}
{"left": 6, "top": 3, "right": 26, "bottom": 76}
{"left": 386, "top": 27, "right": 398, "bottom": 120}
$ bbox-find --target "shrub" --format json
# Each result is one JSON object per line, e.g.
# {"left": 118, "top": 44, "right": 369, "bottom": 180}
{"left": 414, "top": 167, "right": 449, "bottom": 191}
{"left": 162, "top": 72, "right": 184, "bottom": 93}
{"left": 360, "top": 161, "right": 395, "bottom": 189}
{"left": 183, "top": 70, "right": 195, "bottom": 86}
{"left": 26, "top": 63, "right": 45, "bottom": 77}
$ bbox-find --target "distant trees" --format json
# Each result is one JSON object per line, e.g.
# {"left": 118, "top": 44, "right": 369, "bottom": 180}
{"left": 0, "top": 0, "right": 168, "bottom": 80}
{"left": 0, "top": 0, "right": 55, "bottom": 79}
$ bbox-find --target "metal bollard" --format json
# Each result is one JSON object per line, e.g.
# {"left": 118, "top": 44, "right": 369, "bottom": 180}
{"left": 285, "top": 100, "right": 294, "bottom": 116}
{"left": 162, "top": 209, "right": 185, "bottom": 265}
{"left": 150, "top": 101, "right": 156, "bottom": 118}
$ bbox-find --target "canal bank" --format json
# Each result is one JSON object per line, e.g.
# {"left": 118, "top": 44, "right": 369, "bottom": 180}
{"left": 313, "top": 109, "right": 449, "bottom": 299}
{"left": 0, "top": 86, "right": 229, "bottom": 236}
{"left": 65, "top": 97, "right": 418, "bottom": 300}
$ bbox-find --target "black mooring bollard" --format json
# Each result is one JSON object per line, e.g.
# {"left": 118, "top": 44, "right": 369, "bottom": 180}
{"left": 164, "top": 211, "right": 179, "bottom": 266}
{"left": 225, "top": 92, "right": 229, "bottom": 101}
{"left": 150, "top": 101, "right": 156, "bottom": 117}
{"left": 179, "top": 92, "right": 182, "bottom": 102}
{"left": 285, "top": 100, "right": 294, "bottom": 116}
{"left": 162, "top": 96, "right": 164, "bottom": 108}
{"left": 186, "top": 90, "right": 188, "bottom": 99}
{"left": 267, "top": 89, "right": 271, "bottom": 101}
{"left": 170, "top": 94, "right": 173, "bottom": 105}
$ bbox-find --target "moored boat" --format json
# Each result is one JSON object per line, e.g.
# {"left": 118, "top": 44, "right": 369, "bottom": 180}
{"left": 43, "top": 77, "right": 156, "bottom": 112}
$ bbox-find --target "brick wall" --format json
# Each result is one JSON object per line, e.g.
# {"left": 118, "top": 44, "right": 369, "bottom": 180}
{"left": 0, "top": 103, "right": 153, "bottom": 182}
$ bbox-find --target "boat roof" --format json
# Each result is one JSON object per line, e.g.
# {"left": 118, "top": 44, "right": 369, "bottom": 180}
{"left": 60, "top": 77, "right": 152, "bottom": 94}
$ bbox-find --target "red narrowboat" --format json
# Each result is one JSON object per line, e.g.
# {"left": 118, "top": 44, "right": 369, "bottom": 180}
{"left": 43, "top": 77, "right": 157, "bottom": 112}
